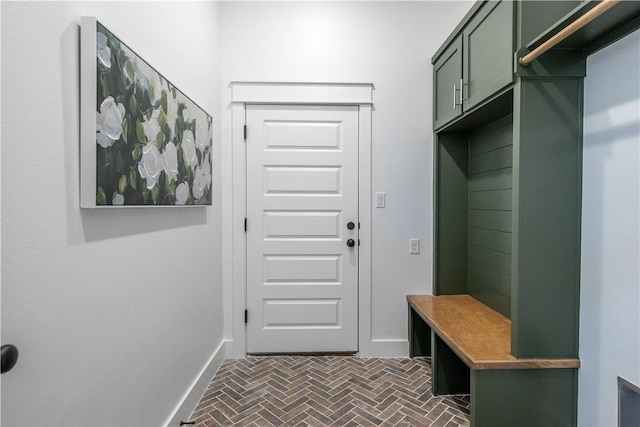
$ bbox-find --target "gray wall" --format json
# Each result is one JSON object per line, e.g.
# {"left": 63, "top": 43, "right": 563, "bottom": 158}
{"left": 579, "top": 30, "right": 640, "bottom": 426}
{"left": 1, "top": 2, "right": 223, "bottom": 425}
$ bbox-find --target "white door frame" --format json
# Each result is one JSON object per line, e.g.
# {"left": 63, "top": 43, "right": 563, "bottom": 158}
{"left": 225, "top": 82, "right": 373, "bottom": 357}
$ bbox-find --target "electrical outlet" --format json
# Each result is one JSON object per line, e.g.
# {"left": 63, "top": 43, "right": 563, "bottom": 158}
{"left": 410, "top": 238, "right": 420, "bottom": 254}
{"left": 376, "top": 192, "right": 386, "bottom": 208}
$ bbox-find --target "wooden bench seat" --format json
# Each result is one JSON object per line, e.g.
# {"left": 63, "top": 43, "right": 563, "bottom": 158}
{"left": 407, "top": 294, "right": 580, "bottom": 370}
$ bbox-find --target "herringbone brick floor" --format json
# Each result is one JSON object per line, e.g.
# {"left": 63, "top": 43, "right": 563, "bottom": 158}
{"left": 190, "top": 356, "right": 470, "bottom": 426}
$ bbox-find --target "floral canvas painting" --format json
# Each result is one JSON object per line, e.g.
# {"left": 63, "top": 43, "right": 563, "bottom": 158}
{"left": 81, "top": 18, "right": 212, "bottom": 207}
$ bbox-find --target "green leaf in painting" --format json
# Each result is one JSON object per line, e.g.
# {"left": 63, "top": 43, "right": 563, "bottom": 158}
{"left": 124, "top": 61, "right": 136, "bottom": 86}
{"left": 136, "top": 120, "right": 146, "bottom": 144}
{"left": 97, "top": 186, "right": 107, "bottom": 205}
{"left": 158, "top": 110, "right": 167, "bottom": 131}
{"left": 161, "top": 91, "right": 168, "bottom": 115}
{"left": 118, "top": 175, "right": 127, "bottom": 194}
{"left": 129, "top": 168, "right": 138, "bottom": 190}
{"left": 156, "top": 131, "right": 163, "bottom": 149}
{"left": 122, "top": 117, "right": 129, "bottom": 144}
{"left": 132, "top": 143, "right": 142, "bottom": 161}
{"left": 151, "top": 185, "right": 159, "bottom": 204}
{"left": 115, "top": 150, "right": 124, "bottom": 174}
{"left": 129, "top": 95, "right": 138, "bottom": 117}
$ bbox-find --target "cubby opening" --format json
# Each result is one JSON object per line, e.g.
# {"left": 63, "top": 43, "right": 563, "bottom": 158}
{"left": 435, "top": 113, "right": 513, "bottom": 318}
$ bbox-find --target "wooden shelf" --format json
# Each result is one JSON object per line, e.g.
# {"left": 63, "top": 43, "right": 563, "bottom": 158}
{"left": 407, "top": 295, "right": 580, "bottom": 371}
{"left": 525, "top": 0, "right": 640, "bottom": 56}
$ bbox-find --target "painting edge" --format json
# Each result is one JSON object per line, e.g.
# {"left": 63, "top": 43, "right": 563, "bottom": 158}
{"left": 80, "top": 16, "right": 98, "bottom": 208}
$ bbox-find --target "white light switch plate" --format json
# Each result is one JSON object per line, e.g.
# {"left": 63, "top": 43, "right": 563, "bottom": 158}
{"left": 376, "top": 192, "right": 386, "bottom": 208}
{"left": 410, "top": 238, "right": 420, "bottom": 254}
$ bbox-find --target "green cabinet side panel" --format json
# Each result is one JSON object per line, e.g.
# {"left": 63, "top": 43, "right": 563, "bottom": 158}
{"left": 468, "top": 116, "right": 513, "bottom": 317}
{"left": 435, "top": 133, "right": 469, "bottom": 295}
{"left": 434, "top": 36, "right": 463, "bottom": 130}
{"left": 463, "top": 0, "right": 515, "bottom": 111}
{"left": 512, "top": 78, "right": 583, "bottom": 358}
{"left": 471, "top": 368, "right": 578, "bottom": 426}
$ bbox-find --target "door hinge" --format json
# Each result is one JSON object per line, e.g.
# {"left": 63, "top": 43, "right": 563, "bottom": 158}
{"left": 243, "top": 124, "right": 247, "bottom": 141}
{"left": 244, "top": 309, "right": 248, "bottom": 324}
{"left": 244, "top": 218, "right": 247, "bottom": 232}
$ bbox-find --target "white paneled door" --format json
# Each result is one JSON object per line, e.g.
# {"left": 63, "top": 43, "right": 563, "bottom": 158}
{"left": 246, "top": 105, "right": 359, "bottom": 353}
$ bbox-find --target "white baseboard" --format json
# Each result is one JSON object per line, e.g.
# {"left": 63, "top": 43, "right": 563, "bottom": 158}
{"left": 223, "top": 338, "right": 245, "bottom": 359}
{"left": 164, "top": 340, "right": 226, "bottom": 426}
{"left": 366, "top": 339, "right": 410, "bottom": 358}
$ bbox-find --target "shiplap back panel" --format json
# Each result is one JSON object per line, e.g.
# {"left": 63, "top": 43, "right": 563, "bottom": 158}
{"left": 467, "top": 115, "right": 513, "bottom": 317}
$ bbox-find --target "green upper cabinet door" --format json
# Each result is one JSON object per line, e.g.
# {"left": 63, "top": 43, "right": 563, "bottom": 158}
{"left": 433, "top": 36, "right": 463, "bottom": 130}
{"left": 463, "top": 0, "right": 515, "bottom": 111}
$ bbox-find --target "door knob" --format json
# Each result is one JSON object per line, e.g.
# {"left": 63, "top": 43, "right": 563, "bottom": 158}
{"left": 346, "top": 239, "right": 355, "bottom": 247}
{"left": 347, "top": 222, "right": 355, "bottom": 230}
{"left": 1, "top": 344, "right": 18, "bottom": 374}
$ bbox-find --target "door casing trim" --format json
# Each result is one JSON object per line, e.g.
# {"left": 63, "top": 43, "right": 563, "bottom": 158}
{"left": 225, "top": 82, "right": 373, "bottom": 357}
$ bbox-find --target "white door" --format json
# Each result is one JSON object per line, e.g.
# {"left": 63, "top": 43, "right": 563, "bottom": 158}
{"left": 246, "top": 104, "right": 359, "bottom": 353}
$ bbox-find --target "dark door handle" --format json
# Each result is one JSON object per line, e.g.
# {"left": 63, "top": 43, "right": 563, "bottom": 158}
{"left": 1, "top": 345, "right": 18, "bottom": 374}
{"left": 347, "top": 222, "right": 355, "bottom": 230}
{"left": 346, "top": 239, "right": 355, "bottom": 247}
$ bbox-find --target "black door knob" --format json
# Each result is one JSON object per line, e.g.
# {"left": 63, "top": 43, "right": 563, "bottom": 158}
{"left": 346, "top": 239, "right": 355, "bottom": 247}
{"left": 1, "top": 345, "right": 18, "bottom": 374}
{"left": 347, "top": 222, "right": 355, "bottom": 230}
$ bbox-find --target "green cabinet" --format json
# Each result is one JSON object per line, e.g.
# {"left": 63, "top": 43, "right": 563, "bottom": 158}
{"left": 429, "top": 2, "right": 640, "bottom": 423}
{"left": 433, "top": 36, "right": 462, "bottom": 130}
{"left": 463, "top": 0, "right": 515, "bottom": 110}
{"left": 433, "top": 0, "right": 515, "bottom": 131}
{"left": 432, "top": 0, "right": 586, "bottom": 360}
{"left": 429, "top": 1, "right": 597, "bottom": 425}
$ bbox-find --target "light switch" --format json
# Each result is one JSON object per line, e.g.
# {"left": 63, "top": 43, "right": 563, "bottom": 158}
{"left": 376, "top": 192, "right": 386, "bottom": 208}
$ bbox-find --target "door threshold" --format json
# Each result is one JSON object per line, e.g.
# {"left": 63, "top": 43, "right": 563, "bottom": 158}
{"left": 247, "top": 352, "right": 358, "bottom": 357}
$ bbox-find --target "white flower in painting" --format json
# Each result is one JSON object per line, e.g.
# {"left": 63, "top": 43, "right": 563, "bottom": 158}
{"left": 162, "top": 142, "right": 179, "bottom": 182}
{"left": 96, "top": 129, "right": 114, "bottom": 148}
{"left": 175, "top": 182, "right": 190, "bottom": 205}
{"left": 142, "top": 108, "right": 161, "bottom": 143}
{"left": 202, "top": 153, "right": 212, "bottom": 189}
{"left": 96, "top": 96, "right": 125, "bottom": 148}
{"left": 192, "top": 154, "right": 211, "bottom": 201}
{"left": 113, "top": 193, "right": 125, "bottom": 205}
{"left": 181, "top": 108, "right": 191, "bottom": 123}
{"left": 137, "top": 142, "right": 163, "bottom": 189}
{"left": 181, "top": 130, "right": 198, "bottom": 169}
{"left": 192, "top": 166, "right": 207, "bottom": 201}
{"left": 195, "top": 121, "right": 209, "bottom": 153}
{"left": 96, "top": 32, "right": 111, "bottom": 68}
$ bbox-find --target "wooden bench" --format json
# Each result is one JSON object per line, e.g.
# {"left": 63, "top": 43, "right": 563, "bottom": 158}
{"left": 407, "top": 294, "right": 580, "bottom": 426}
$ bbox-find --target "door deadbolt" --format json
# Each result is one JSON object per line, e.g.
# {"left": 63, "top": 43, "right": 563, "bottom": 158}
{"left": 347, "top": 222, "right": 355, "bottom": 230}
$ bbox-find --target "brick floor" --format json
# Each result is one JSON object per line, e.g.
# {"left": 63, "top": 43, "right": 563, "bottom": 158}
{"left": 189, "top": 356, "right": 470, "bottom": 426}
